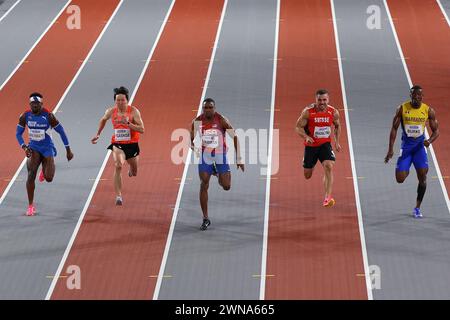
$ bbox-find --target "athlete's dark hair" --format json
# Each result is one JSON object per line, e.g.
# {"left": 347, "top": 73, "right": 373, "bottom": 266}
{"left": 113, "top": 86, "right": 129, "bottom": 101}
{"left": 29, "top": 92, "right": 43, "bottom": 99}
{"left": 316, "top": 89, "right": 329, "bottom": 96}
{"left": 410, "top": 85, "right": 422, "bottom": 94}
{"left": 203, "top": 98, "right": 215, "bottom": 106}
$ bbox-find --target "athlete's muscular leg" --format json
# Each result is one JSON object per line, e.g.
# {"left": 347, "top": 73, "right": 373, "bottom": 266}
{"left": 41, "top": 156, "right": 55, "bottom": 182}
{"left": 416, "top": 168, "right": 428, "bottom": 209}
{"left": 199, "top": 172, "right": 211, "bottom": 219}
{"left": 26, "top": 151, "right": 42, "bottom": 205}
{"left": 304, "top": 168, "right": 314, "bottom": 179}
{"left": 396, "top": 170, "right": 409, "bottom": 183}
{"left": 218, "top": 172, "right": 231, "bottom": 191}
{"left": 112, "top": 146, "right": 126, "bottom": 197}
{"left": 127, "top": 156, "right": 138, "bottom": 177}
{"left": 322, "top": 160, "right": 334, "bottom": 197}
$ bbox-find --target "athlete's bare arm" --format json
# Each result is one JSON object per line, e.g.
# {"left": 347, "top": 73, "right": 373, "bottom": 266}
{"left": 49, "top": 113, "right": 73, "bottom": 161}
{"left": 425, "top": 107, "right": 439, "bottom": 147}
{"left": 333, "top": 108, "right": 342, "bottom": 152}
{"left": 295, "top": 107, "right": 314, "bottom": 144}
{"left": 220, "top": 116, "right": 244, "bottom": 172}
{"left": 91, "top": 107, "right": 114, "bottom": 144}
{"left": 127, "top": 107, "right": 144, "bottom": 134}
{"left": 385, "top": 105, "right": 402, "bottom": 163}
{"left": 18, "top": 114, "right": 32, "bottom": 157}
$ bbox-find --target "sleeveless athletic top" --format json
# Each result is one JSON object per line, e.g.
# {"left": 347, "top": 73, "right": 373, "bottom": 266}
{"left": 305, "top": 105, "right": 335, "bottom": 147}
{"left": 198, "top": 113, "right": 227, "bottom": 154}
{"left": 400, "top": 101, "right": 429, "bottom": 145}
{"left": 111, "top": 105, "right": 139, "bottom": 144}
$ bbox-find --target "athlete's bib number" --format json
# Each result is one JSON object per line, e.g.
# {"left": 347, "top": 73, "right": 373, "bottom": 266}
{"left": 28, "top": 129, "right": 45, "bottom": 141}
{"left": 202, "top": 129, "right": 219, "bottom": 148}
{"left": 114, "top": 128, "right": 131, "bottom": 141}
{"left": 314, "top": 126, "right": 331, "bottom": 139}
{"left": 405, "top": 124, "right": 423, "bottom": 138}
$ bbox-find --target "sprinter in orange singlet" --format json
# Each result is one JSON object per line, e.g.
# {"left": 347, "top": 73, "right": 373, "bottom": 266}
{"left": 295, "top": 89, "right": 341, "bottom": 207}
{"left": 91, "top": 86, "right": 145, "bottom": 205}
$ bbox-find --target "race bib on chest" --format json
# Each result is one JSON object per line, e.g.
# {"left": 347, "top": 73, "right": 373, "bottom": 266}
{"left": 114, "top": 128, "right": 131, "bottom": 141}
{"left": 28, "top": 128, "right": 45, "bottom": 141}
{"left": 405, "top": 124, "right": 423, "bottom": 138}
{"left": 313, "top": 126, "right": 331, "bottom": 139}
{"left": 202, "top": 129, "right": 219, "bottom": 148}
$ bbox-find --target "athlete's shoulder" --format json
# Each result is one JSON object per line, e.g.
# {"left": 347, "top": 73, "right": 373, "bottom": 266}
{"left": 305, "top": 103, "right": 315, "bottom": 111}
{"left": 41, "top": 108, "right": 51, "bottom": 114}
{"left": 129, "top": 105, "right": 140, "bottom": 113}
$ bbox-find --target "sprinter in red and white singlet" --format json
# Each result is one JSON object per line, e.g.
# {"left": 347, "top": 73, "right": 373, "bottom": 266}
{"left": 295, "top": 89, "right": 341, "bottom": 207}
{"left": 91, "top": 86, "right": 145, "bottom": 206}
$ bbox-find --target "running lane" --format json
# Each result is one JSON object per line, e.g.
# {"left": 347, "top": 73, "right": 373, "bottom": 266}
{"left": 51, "top": 0, "right": 225, "bottom": 299}
{"left": 334, "top": 0, "right": 450, "bottom": 299}
{"left": 0, "top": 0, "right": 172, "bottom": 300}
{"left": 387, "top": 0, "right": 450, "bottom": 200}
{"left": 158, "top": 0, "right": 277, "bottom": 300}
{"left": 264, "top": 0, "right": 368, "bottom": 299}
{"left": 0, "top": 0, "right": 120, "bottom": 197}
{"left": 0, "top": 0, "right": 68, "bottom": 86}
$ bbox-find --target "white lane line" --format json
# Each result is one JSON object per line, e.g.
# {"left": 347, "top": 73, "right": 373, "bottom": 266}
{"left": 152, "top": 0, "right": 229, "bottom": 300}
{"left": 0, "top": 0, "right": 71, "bottom": 205}
{"left": 259, "top": 0, "right": 280, "bottom": 301}
{"left": 43, "top": 0, "right": 132, "bottom": 300}
{"left": 330, "top": 0, "right": 373, "bottom": 300}
{"left": 0, "top": 0, "right": 71, "bottom": 91}
{"left": 384, "top": 0, "right": 450, "bottom": 213}
{"left": 45, "top": 0, "right": 178, "bottom": 300}
{"left": 0, "top": 0, "right": 22, "bottom": 23}
{"left": 437, "top": 0, "right": 450, "bottom": 27}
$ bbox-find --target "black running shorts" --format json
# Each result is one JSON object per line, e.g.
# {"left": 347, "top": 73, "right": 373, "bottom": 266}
{"left": 303, "top": 142, "right": 335, "bottom": 169}
{"left": 108, "top": 143, "right": 140, "bottom": 160}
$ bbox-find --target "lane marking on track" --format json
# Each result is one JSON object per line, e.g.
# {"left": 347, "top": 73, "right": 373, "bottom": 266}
{"left": 259, "top": 0, "right": 280, "bottom": 301}
{"left": 0, "top": 1, "right": 73, "bottom": 206}
{"left": 149, "top": 275, "right": 173, "bottom": 278}
{"left": 436, "top": 0, "right": 450, "bottom": 27}
{"left": 0, "top": 0, "right": 21, "bottom": 23}
{"left": 330, "top": 0, "right": 373, "bottom": 300}
{"left": 0, "top": 0, "right": 71, "bottom": 91}
{"left": 252, "top": 274, "right": 275, "bottom": 278}
{"left": 44, "top": 0, "right": 134, "bottom": 300}
{"left": 152, "top": 0, "right": 229, "bottom": 301}
{"left": 384, "top": 0, "right": 450, "bottom": 214}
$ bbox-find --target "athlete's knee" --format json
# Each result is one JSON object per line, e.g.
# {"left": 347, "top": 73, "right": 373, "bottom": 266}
{"left": 45, "top": 176, "right": 53, "bottom": 183}
{"left": 396, "top": 176, "right": 406, "bottom": 183}
{"left": 323, "top": 162, "right": 334, "bottom": 171}
{"left": 304, "top": 171, "right": 313, "bottom": 179}
{"left": 222, "top": 184, "right": 231, "bottom": 191}
{"left": 115, "top": 161, "right": 123, "bottom": 171}
{"left": 200, "top": 181, "right": 209, "bottom": 190}
{"left": 27, "top": 170, "right": 37, "bottom": 181}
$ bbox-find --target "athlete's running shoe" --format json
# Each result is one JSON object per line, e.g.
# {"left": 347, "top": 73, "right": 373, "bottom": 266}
{"left": 116, "top": 196, "right": 123, "bottom": 206}
{"left": 26, "top": 204, "right": 36, "bottom": 216}
{"left": 200, "top": 218, "right": 211, "bottom": 231}
{"left": 413, "top": 207, "right": 423, "bottom": 219}
{"left": 38, "top": 169, "right": 45, "bottom": 182}
{"left": 323, "top": 196, "right": 335, "bottom": 207}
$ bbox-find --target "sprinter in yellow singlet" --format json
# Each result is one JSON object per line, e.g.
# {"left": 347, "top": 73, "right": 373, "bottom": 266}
{"left": 385, "top": 85, "right": 439, "bottom": 218}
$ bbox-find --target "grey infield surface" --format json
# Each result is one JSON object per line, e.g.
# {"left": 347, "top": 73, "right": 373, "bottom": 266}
{"left": 334, "top": 0, "right": 450, "bottom": 299}
{"left": 0, "top": 0, "right": 172, "bottom": 299}
{"left": 158, "top": 0, "right": 277, "bottom": 300}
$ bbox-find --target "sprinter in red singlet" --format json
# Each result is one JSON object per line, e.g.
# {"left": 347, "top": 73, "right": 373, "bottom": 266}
{"left": 295, "top": 89, "right": 341, "bottom": 207}
{"left": 190, "top": 98, "right": 244, "bottom": 230}
{"left": 91, "top": 86, "right": 145, "bottom": 205}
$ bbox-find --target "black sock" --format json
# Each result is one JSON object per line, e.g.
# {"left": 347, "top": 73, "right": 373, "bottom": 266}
{"left": 417, "top": 183, "right": 426, "bottom": 203}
